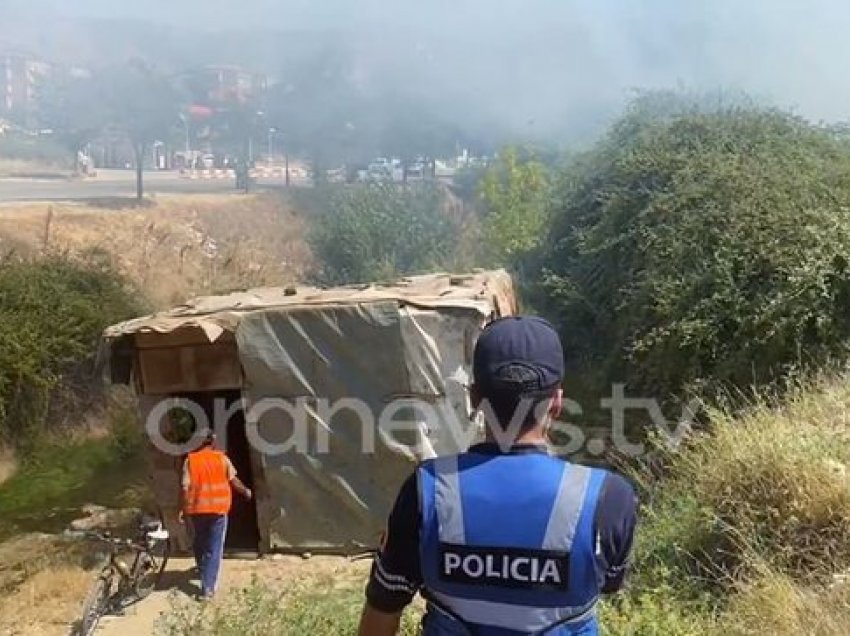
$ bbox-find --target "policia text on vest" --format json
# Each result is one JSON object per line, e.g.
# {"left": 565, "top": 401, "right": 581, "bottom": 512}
{"left": 440, "top": 544, "right": 569, "bottom": 590}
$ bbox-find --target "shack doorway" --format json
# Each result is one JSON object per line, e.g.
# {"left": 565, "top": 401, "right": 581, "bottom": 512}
{"left": 218, "top": 390, "right": 261, "bottom": 553}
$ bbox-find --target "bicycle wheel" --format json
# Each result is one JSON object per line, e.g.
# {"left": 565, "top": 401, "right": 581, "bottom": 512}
{"left": 134, "top": 539, "right": 170, "bottom": 600}
{"left": 79, "top": 569, "right": 114, "bottom": 636}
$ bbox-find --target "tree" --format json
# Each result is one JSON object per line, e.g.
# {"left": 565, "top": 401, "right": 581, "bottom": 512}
{"left": 209, "top": 104, "right": 265, "bottom": 192}
{"left": 478, "top": 146, "right": 551, "bottom": 268}
{"left": 536, "top": 92, "right": 850, "bottom": 402}
{"left": 98, "top": 61, "right": 179, "bottom": 200}
{"left": 308, "top": 183, "right": 459, "bottom": 285}
{"left": 36, "top": 71, "right": 107, "bottom": 174}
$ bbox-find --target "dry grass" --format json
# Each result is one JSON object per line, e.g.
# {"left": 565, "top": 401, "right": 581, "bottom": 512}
{"left": 0, "top": 564, "right": 91, "bottom": 635}
{"left": 718, "top": 569, "right": 850, "bottom": 635}
{"left": 0, "top": 534, "right": 94, "bottom": 634}
{"left": 611, "top": 373, "right": 850, "bottom": 635}
{"left": 676, "top": 378, "right": 850, "bottom": 582}
{"left": 0, "top": 193, "right": 312, "bottom": 308}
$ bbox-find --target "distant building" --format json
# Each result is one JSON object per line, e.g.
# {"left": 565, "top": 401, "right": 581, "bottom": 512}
{"left": 1, "top": 51, "right": 50, "bottom": 122}
{"left": 179, "top": 65, "right": 267, "bottom": 108}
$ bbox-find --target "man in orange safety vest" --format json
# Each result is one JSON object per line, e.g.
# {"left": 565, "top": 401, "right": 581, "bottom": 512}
{"left": 180, "top": 432, "right": 252, "bottom": 600}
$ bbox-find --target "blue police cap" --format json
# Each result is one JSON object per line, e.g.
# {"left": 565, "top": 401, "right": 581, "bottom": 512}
{"left": 473, "top": 316, "right": 565, "bottom": 394}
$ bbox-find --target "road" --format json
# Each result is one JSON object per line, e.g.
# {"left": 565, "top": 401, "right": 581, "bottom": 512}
{"left": 0, "top": 169, "right": 288, "bottom": 203}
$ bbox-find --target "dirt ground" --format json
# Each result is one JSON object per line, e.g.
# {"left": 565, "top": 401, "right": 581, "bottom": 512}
{"left": 0, "top": 550, "right": 370, "bottom": 636}
{"left": 0, "top": 193, "right": 312, "bottom": 309}
{"left": 96, "top": 555, "right": 370, "bottom": 636}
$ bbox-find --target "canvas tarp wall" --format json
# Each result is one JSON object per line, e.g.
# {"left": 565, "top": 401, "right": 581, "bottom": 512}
{"left": 237, "top": 301, "right": 485, "bottom": 550}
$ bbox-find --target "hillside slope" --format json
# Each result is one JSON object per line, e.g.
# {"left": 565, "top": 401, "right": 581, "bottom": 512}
{"left": 0, "top": 194, "right": 312, "bottom": 308}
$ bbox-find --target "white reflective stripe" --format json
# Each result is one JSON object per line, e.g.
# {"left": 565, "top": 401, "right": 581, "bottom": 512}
{"left": 194, "top": 483, "right": 231, "bottom": 493}
{"left": 375, "top": 564, "right": 418, "bottom": 594}
{"left": 375, "top": 557, "right": 417, "bottom": 593}
{"left": 434, "top": 455, "right": 465, "bottom": 544}
{"left": 542, "top": 464, "right": 591, "bottom": 551}
{"left": 191, "top": 496, "right": 231, "bottom": 508}
{"left": 429, "top": 590, "right": 597, "bottom": 632}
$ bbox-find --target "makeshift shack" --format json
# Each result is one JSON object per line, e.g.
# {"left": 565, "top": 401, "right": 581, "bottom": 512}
{"left": 100, "top": 270, "right": 516, "bottom": 554}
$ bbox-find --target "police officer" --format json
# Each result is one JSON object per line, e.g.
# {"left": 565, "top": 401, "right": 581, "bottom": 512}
{"left": 359, "top": 316, "right": 637, "bottom": 635}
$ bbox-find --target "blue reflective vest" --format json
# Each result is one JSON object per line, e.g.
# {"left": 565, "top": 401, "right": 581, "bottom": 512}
{"left": 418, "top": 451, "right": 606, "bottom": 636}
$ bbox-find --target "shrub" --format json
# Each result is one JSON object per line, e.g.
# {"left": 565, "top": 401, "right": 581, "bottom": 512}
{"left": 0, "top": 253, "right": 143, "bottom": 443}
{"left": 537, "top": 91, "right": 850, "bottom": 401}
{"left": 308, "top": 183, "right": 460, "bottom": 285}
{"left": 478, "top": 146, "right": 551, "bottom": 268}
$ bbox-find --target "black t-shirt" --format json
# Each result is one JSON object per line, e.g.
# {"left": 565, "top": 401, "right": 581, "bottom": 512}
{"left": 365, "top": 443, "right": 639, "bottom": 613}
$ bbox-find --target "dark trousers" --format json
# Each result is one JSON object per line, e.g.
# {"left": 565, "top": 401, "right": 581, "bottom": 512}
{"left": 190, "top": 513, "right": 228, "bottom": 597}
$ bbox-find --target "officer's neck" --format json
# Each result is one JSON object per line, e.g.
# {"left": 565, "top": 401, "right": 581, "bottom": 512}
{"left": 483, "top": 423, "right": 548, "bottom": 447}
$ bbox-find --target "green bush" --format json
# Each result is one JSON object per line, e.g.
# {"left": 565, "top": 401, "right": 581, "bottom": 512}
{"left": 537, "top": 92, "right": 850, "bottom": 401}
{"left": 308, "top": 183, "right": 460, "bottom": 285}
{"left": 478, "top": 146, "right": 552, "bottom": 268}
{"left": 0, "top": 253, "right": 143, "bottom": 443}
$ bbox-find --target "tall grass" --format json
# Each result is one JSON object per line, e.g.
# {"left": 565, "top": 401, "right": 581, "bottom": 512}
{"left": 598, "top": 374, "right": 850, "bottom": 635}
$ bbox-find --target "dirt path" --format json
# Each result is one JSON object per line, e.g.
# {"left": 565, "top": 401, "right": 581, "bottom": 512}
{"left": 94, "top": 555, "right": 370, "bottom": 636}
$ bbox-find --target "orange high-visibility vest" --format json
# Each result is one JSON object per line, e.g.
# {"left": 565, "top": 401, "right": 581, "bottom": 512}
{"left": 185, "top": 448, "right": 232, "bottom": 515}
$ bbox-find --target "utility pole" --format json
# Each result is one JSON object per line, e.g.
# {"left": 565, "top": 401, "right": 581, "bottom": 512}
{"left": 285, "top": 153, "right": 290, "bottom": 187}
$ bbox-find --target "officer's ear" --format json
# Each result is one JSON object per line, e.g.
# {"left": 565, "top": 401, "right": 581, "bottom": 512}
{"left": 548, "top": 388, "right": 564, "bottom": 421}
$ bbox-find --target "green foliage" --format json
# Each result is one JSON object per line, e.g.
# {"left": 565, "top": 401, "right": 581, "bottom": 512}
{"left": 538, "top": 92, "right": 850, "bottom": 400}
{"left": 308, "top": 183, "right": 459, "bottom": 285}
{"left": 0, "top": 254, "right": 143, "bottom": 443}
{"left": 599, "top": 590, "right": 713, "bottom": 636}
{"left": 158, "top": 578, "right": 421, "bottom": 635}
{"left": 0, "top": 398, "right": 149, "bottom": 540}
{"left": 478, "top": 147, "right": 551, "bottom": 266}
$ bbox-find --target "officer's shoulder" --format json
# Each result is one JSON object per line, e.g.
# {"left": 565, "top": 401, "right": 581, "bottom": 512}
{"left": 595, "top": 468, "right": 637, "bottom": 503}
{"left": 415, "top": 452, "right": 461, "bottom": 472}
{"left": 566, "top": 461, "right": 636, "bottom": 495}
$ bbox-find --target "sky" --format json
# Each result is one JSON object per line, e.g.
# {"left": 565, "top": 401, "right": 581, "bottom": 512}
{"left": 4, "top": 0, "right": 850, "bottom": 141}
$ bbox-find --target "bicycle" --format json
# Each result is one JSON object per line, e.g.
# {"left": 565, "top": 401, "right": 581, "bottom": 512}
{"left": 77, "top": 517, "right": 170, "bottom": 636}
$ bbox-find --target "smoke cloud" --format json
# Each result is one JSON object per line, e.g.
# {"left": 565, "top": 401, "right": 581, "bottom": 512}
{"left": 2, "top": 0, "right": 848, "bottom": 146}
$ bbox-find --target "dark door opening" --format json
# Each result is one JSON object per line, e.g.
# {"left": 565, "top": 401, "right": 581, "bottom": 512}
{"left": 220, "top": 391, "right": 261, "bottom": 552}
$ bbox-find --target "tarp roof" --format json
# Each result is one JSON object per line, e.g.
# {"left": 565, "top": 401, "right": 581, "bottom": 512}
{"left": 103, "top": 270, "right": 516, "bottom": 345}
